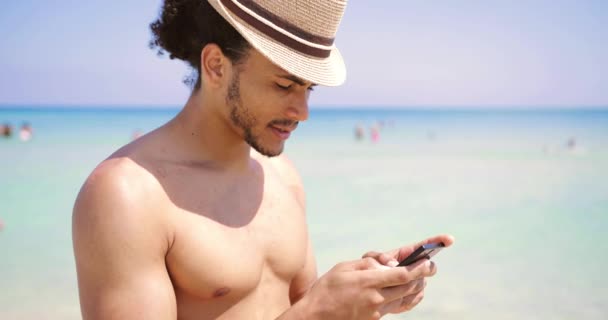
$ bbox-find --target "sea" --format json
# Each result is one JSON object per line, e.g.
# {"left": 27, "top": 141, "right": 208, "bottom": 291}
{"left": 1, "top": 106, "right": 607, "bottom": 319}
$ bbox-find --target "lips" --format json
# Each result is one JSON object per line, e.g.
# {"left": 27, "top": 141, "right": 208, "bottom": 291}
{"left": 270, "top": 125, "right": 293, "bottom": 133}
{"left": 269, "top": 125, "right": 293, "bottom": 140}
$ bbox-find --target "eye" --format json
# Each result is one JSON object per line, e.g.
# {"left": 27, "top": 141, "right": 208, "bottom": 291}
{"left": 276, "top": 83, "right": 292, "bottom": 90}
{"left": 307, "top": 86, "right": 316, "bottom": 92}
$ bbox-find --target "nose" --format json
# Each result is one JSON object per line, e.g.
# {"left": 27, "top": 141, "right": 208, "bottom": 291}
{"left": 286, "top": 91, "right": 309, "bottom": 121}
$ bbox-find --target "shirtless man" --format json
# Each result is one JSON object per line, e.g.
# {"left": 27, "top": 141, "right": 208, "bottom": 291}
{"left": 72, "top": 1, "right": 454, "bottom": 319}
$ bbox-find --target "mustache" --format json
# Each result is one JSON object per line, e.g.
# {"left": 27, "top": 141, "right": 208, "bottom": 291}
{"left": 269, "top": 119, "right": 299, "bottom": 128}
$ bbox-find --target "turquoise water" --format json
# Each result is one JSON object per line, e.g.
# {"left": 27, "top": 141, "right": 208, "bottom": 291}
{"left": 1, "top": 107, "right": 607, "bottom": 319}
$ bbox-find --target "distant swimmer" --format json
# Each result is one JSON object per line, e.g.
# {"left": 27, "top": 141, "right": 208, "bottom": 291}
{"left": 1, "top": 123, "right": 12, "bottom": 138}
{"left": 370, "top": 124, "right": 380, "bottom": 143}
{"left": 354, "top": 123, "right": 365, "bottom": 141}
{"left": 566, "top": 137, "right": 576, "bottom": 150}
{"left": 19, "top": 122, "right": 33, "bottom": 141}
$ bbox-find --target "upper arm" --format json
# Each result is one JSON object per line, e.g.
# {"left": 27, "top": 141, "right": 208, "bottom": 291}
{"left": 289, "top": 237, "right": 317, "bottom": 304}
{"left": 72, "top": 160, "right": 176, "bottom": 319}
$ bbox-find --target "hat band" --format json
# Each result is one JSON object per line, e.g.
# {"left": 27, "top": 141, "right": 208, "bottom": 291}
{"left": 221, "top": 0, "right": 333, "bottom": 58}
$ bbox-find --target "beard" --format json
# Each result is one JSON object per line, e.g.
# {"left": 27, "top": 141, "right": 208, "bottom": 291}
{"left": 226, "top": 71, "right": 285, "bottom": 157}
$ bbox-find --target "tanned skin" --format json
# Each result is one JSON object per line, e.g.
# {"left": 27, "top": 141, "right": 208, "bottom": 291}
{"left": 73, "top": 45, "right": 455, "bottom": 320}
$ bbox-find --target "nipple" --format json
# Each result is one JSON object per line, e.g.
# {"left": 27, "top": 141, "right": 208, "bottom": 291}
{"left": 213, "top": 287, "right": 231, "bottom": 298}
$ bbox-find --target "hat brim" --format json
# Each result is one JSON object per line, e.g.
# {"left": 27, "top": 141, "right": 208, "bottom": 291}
{"left": 208, "top": 0, "right": 346, "bottom": 86}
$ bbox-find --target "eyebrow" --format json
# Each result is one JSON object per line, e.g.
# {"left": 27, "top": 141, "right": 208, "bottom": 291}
{"left": 278, "top": 74, "right": 317, "bottom": 87}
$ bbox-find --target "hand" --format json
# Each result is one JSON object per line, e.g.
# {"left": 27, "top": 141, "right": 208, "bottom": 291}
{"left": 361, "top": 234, "right": 455, "bottom": 314}
{"left": 299, "top": 256, "right": 436, "bottom": 320}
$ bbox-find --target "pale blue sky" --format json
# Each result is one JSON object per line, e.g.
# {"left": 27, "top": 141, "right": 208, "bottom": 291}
{"left": 0, "top": 0, "right": 606, "bottom": 108}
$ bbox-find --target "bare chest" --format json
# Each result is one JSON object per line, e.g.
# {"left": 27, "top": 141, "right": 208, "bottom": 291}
{"left": 163, "top": 169, "right": 308, "bottom": 306}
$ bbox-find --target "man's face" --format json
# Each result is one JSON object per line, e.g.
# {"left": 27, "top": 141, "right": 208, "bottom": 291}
{"left": 225, "top": 50, "right": 314, "bottom": 157}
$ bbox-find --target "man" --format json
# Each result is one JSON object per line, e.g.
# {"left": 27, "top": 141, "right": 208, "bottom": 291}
{"left": 72, "top": 0, "right": 454, "bottom": 319}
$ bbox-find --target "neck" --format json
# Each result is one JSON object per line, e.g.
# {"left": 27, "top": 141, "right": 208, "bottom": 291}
{"left": 166, "top": 90, "right": 253, "bottom": 172}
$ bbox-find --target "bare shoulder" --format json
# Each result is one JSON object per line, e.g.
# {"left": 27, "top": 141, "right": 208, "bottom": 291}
{"left": 73, "top": 156, "right": 171, "bottom": 251}
{"left": 75, "top": 156, "right": 160, "bottom": 213}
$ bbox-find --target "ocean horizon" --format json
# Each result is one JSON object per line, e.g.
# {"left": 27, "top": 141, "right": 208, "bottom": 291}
{"left": 2, "top": 104, "right": 607, "bottom": 110}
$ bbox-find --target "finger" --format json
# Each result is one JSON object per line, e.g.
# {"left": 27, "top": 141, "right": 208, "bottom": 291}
{"left": 332, "top": 258, "right": 377, "bottom": 272}
{"left": 394, "top": 288, "right": 425, "bottom": 313}
{"left": 362, "top": 251, "right": 380, "bottom": 259}
{"left": 361, "top": 258, "right": 435, "bottom": 288}
{"left": 361, "top": 251, "right": 382, "bottom": 262}
{"left": 362, "top": 251, "right": 399, "bottom": 267}
{"left": 397, "top": 234, "right": 455, "bottom": 262}
{"left": 352, "top": 257, "right": 390, "bottom": 271}
{"left": 379, "top": 284, "right": 426, "bottom": 316}
{"left": 422, "top": 234, "right": 455, "bottom": 247}
{"left": 401, "top": 257, "right": 438, "bottom": 277}
{"left": 379, "top": 296, "right": 404, "bottom": 316}
{"left": 380, "top": 279, "right": 426, "bottom": 302}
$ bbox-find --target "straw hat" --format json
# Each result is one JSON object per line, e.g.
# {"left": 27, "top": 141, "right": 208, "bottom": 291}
{"left": 208, "top": 0, "right": 348, "bottom": 86}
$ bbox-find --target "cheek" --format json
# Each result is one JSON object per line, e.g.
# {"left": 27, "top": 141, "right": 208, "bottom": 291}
{"left": 236, "top": 73, "right": 290, "bottom": 121}
{"left": 241, "top": 91, "right": 284, "bottom": 123}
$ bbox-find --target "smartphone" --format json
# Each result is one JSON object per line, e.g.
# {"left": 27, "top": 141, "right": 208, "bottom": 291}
{"left": 397, "top": 242, "right": 445, "bottom": 267}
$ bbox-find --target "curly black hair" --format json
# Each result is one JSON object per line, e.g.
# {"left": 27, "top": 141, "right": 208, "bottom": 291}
{"left": 150, "top": 0, "right": 251, "bottom": 90}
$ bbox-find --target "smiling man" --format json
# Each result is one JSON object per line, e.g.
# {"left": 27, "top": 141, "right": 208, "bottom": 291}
{"left": 72, "top": 1, "right": 453, "bottom": 319}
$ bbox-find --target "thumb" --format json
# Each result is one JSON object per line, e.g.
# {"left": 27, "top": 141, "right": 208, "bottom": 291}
{"left": 363, "top": 251, "right": 399, "bottom": 267}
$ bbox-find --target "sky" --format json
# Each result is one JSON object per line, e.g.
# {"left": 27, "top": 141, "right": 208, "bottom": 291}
{"left": 0, "top": 0, "right": 606, "bottom": 108}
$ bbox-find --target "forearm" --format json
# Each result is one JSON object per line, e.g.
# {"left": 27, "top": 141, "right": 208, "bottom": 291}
{"left": 275, "top": 295, "right": 319, "bottom": 320}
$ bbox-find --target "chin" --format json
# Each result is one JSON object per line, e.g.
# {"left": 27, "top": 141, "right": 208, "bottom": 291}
{"left": 260, "top": 147, "right": 284, "bottom": 158}
{"left": 253, "top": 143, "right": 285, "bottom": 158}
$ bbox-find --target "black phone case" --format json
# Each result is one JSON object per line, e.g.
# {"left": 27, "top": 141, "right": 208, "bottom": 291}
{"left": 397, "top": 242, "right": 445, "bottom": 267}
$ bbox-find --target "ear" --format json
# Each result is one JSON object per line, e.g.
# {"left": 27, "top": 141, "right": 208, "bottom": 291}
{"left": 200, "top": 44, "right": 229, "bottom": 89}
